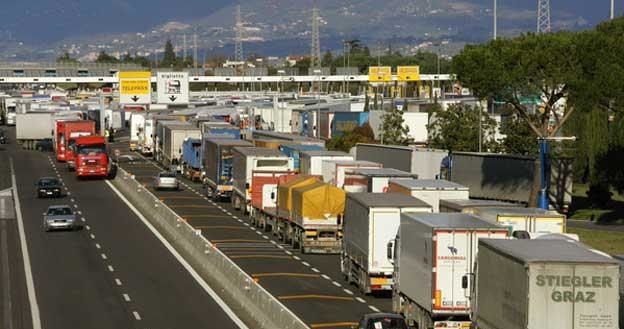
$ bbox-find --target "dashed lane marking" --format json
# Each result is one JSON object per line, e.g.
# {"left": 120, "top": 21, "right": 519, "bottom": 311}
{"left": 115, "top": 278, "right": 122, "bottom": 286}
{"left": 368, "top": 305, "right": 380, "bottom": 312}
{"left": 278, "top": 295, "right": 354, "bottom": 301}
{"left": 321, "top": 274, "right": 331, "bottom": 280}
{"left": 123, "top": 294, "right": 131, "bottom": 302}
{"left": 101, "top": 253, "right": 107, "bottom": 260}
{"left": 252, "top": 273, "right": 320, "bottom": 279}
{"left": 343, "top": 289, "right": 354, "bottom": 295}
{"left": 293, "top": 256, "right": 301, "bottom": 260}
{"left": 89, "top": 234, "right": 95, "bottom": 239}
{"left": 311, "top": 268, "right": 320, "bottom": 273}
{"left": 95, "top": 243, "right": 101, "bottom": 249}
{"left": 302, "top": 261, "right": 310, "bottom": 267}
{"left": 355, "top": 297, "right": 366, "bottom": 303}
{"left": 332, "top": 281, "right": 342, "bottom": 287}
{"left": 310, "top": 322, "right": 358, "bottom": 329}
{"left": 108, "top": 265, "right": 114, "bottom": 272}
{"left": 132, "top": 311, "right": 141, "bottom": 321}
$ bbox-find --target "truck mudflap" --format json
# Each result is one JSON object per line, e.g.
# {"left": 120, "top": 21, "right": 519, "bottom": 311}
{"left": 433, "top": 321, "right": 471, "bottom": 328}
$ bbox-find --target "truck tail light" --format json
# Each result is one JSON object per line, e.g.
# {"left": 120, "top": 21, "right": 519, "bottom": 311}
{"left": 435, "top": 290, "right": 442, "bottom": 308}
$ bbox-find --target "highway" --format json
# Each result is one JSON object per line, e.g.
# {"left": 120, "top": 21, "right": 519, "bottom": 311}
{"left": 110, "top": 138, "right": 393, "bottom": 329}
{"left": 4, "top": 127, "right": 244, "bottom": 329}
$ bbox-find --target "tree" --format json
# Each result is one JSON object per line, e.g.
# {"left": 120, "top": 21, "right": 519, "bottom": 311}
{"left": 427, "top": 104, "right": 499, "bottom": 152}
{"left": 57, "top": 52, "right": 79, "bottom": 64}
{"left": 327, "top": 123, "right": 375, "bottom": 153}
{"left": 161, "top": 40, "right": 177, "bottom": 67}
{"left": 321, "top": 50, "right": 333, "bottom": 68}
{"left": 379, "top": 106, "right": 411, "bottom": 145}
{"left": 95, "top": 51, "right": 119, "bottom": 63}
{"left": 500, "top": 115, "right": 539, "bottom": 156}
{"left": 453, "top": 32, "right": 581, "bottom": 140}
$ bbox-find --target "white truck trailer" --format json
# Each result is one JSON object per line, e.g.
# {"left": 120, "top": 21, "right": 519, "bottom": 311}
{"left": 342, "top": 193, "right": 432, "bottom": 294}
{"left": 388, "top": 179, "right": 470, "bottom": 212}
{"left": 470, "top": 207, "right": 566, "bottom": 236}
{"left": 129, "top": 112, "right": 146, "bottom": 151}
{"left": 355, "top": 144, "right": 448, "bottom": 179}
{"left": 439, "top": 199, "right": 518, "bottom": 213}
{"left": 321, "top": 160, "right": 382, "bottom": 190}
{"left": 472, "top": 239, "right": 620, "bottom": 329}
{"left": 298, "top": 150, "right": 353, "bottom": 175}
{"left": 393, "top": 213, "right": 509, "bottom": 328}
{"left": 344, "top": 168, "right": 418, "bottom": 193}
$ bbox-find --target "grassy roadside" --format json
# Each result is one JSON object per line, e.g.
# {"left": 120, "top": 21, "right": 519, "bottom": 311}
{"left": 568, "top": 227, "right": 624, "bottom": 255}
{"left": 569, "top": 183, "right": 624, "bottom": 223}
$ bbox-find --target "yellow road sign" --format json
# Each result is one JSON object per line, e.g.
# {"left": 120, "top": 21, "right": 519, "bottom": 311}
{"left": 119, "top": 71, "right": 151, "bottom": 104}
{"left": 397, "top": 66, "right": 420, "bottom": 81}
{"left": 368, "top": 66, "right": 392, "bottom": 83}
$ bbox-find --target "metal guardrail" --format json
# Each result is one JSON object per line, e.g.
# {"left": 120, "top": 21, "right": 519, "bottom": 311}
{"left": 111, "top": 168, "right": 309, "bottom": 329}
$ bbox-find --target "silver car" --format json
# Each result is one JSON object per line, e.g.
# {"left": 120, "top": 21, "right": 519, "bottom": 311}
{"left": 155, "top": 172, "right": 179, "bottom": 190}
{"left": 43, "top": 205, "right": 77, "bottom": 231}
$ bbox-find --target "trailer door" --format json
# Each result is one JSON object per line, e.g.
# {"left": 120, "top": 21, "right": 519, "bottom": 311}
{"left": 371, "top": 210, "right": 399, "bottom": 273}
{"left": 433, "top": 230, "right": 470, "bottom": 312}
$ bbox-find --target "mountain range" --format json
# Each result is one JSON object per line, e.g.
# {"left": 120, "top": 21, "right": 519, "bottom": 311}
{"left": 0, "top": 0, "right": 618, "bottom": 61}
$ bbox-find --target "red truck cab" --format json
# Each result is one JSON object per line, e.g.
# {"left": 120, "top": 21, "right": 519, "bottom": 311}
{"left": 55, "top": 120, "right": 96, "bottom": 164}
{"left": 73, "top": 136, "right": 109, "bottom": 178}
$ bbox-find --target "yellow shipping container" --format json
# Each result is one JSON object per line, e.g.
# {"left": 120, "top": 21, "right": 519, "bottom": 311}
{"left": 254, "top": 139, "right": 283, "bottom": 150}
{"left": 291, "top": 181, "right": 345, "bottom": 220}
{"left": 277, "top": 175, "right": 320, "bottom": 214}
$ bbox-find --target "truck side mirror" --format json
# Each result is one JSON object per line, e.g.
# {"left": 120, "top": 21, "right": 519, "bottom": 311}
{"left": 271, "top": 192, "right": 275, "bottom": 200}
{"left": 387, "top": 240, "right": 395, "bottom": 263}
{"left": 512, "top": 230, "right": 531, "bottom": 240}
{"left": 462, "top": 275, "right": 469, "bottom": 289}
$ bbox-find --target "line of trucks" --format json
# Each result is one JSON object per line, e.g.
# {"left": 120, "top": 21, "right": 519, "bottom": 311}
{"left": 127, "top": 112, "right": 619, "bottom": 329}
{"left": 15, "top": 109, "right": 112, "bottom": 178}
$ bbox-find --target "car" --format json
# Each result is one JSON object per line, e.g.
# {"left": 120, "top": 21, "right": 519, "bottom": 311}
{"left": 155, "top": 172, "right": 179, "bottom": 190}
{"left": 356, "top": 313, "right": 409, "bottom": 329}
{"left": 36, "top": 177, "right": 63, "bottom": 198}
{"left": 43, "top": 205, "right": 76, "bottom": 231}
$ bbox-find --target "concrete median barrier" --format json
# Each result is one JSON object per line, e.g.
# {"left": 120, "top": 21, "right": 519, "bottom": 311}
{"left": 112, "top": 168, "right": 309, "bottom": 329}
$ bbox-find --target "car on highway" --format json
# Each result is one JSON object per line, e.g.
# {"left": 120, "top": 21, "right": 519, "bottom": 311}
{"left": 36, "top": 177, "right": 63, "bottom": 198}
{"left": 43, "top": 205, "right": 76, "bottom": 231}
{"left": 155, "top": 171, "right": 179, "bottom": 190}
{"left": 356, "top": 313, "right": 409, "bottom": 329}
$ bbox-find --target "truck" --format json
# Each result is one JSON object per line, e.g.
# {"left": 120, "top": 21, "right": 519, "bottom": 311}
{"left": 321, "top": 160, "right": 382, "bottom": 190}
{"left": 4, "top": 97, "right": 18, "bottom": 125}
{"left": 388, "top": 179, "right": 470, "bottom": 212}
{"left": 278, "top": 143, "right": 326, "bottom": 171}
{"left": 202, "top": 138, "right": 253, "bottom": 200}
{"left": 181, "top": 138, "right": 202, "bottom": 181}
{"left": 393, "top": 213, "right": 509, "bottom": 328}
{"left": 299, "top": 150, "right": 353, "bottom": 175}
{"left": 343, "top": 168, "right": 418, "bottom": 193}
{"left": 55, "top": 120, "right": 97, "bottom": 164}
{"left": 471, "top": 239, "right": 620, "bottom": 329}
{"left": 469, "top": 207, "right": 566, "bottom": 236}
{"left": 342, "top": 193, "right": 432, "bottom": 294}
{"left": 231, "top": 147, "right": 294, "bottom": 213}
{"left": 201, "top": 122, "right": 241, "bottom": 139}
{"left": 447, "top": 151, "right": 573, "bottom": 212}
{"left": 439, "top": 199, "right": 518, "bottom": 213}
{"left": 73, "top": 136, "right": 109, "bottom": 178}
{"left": 16, "top": 112, "right": 56, "bottom": 149}
{"left": 355, "top": 144, "right": 448, "bottom": 179}
{"left": 161, "top": 123, "right": 201, "bottom": 170}
{"left": 129, "top": 112, "right": 145, "bottom": 151}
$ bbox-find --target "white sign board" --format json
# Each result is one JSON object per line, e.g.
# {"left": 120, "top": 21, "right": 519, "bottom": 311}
{"left": 119, "top": 71, "right": 152, "bottom": 105}
{"left": 157, "top": 72, "right": 189, "bottom": 104}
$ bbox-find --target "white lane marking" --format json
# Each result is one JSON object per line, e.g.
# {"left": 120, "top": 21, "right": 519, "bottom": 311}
{"left": 108, "top": 265, "right": 114, "bottom": 272}
{"left": 232, "top": 216, "right": 239, "bottom": 220}
{"left": 101, "top": 253, "right": 108, "bottom": 260}
{"left": 321, "top": 274, "right": 330, "bottom": 280}
{"left": 95, "top": 243, "right": 101, "bottom": 249}
{"left": 255, "top": 231, "right": 262, "bottom": 236}
{"left": 67, "top": 192, "right": 71, "bottom": 196}
{"left": 293, "top": 256, "right": 301, "bottom": 261}
{"left": 64, "top": 187, "right": 69, "bottom": 191}
{"left": 343, "top": 289, "right": 354, "bottom": 295}
{"left": 115, "top": 278, "right": 122, "bottom": 286}
{"left": 270, "top": 240, "right": 277, "bottom": 245}
{"left": 10, "top": 159, "right": 42, "bottom": 329}
{"left": 356, "top": 297, "right": 366, "bottom": 303}
{"left": 80, "top": 217, "right": 86, "bottom": 222}
{"left": 90, "top": 234, "right": 95, "bottom": 239}
{"left": 368, "top": 305, "right": 380, "bottom": 312}
{"left": 284, "top": 250, "right": 292, "bottom": 255}
{"left": 311, "top": 268, "right": 320, "bottom": 273}
{"left": 277, "top": 245, "right": 285, "bottom": 250}
{"left": 226, "top": 212, "right": 232, "bottom": 216}
{"left": 237, "top": 219, "right": 243, "bottom": 223}
{"left": 302, "top": 261, "right": 310, "bottom": 267}
{"left": 70, "top": 198, "right": 75, "bottom": 202}
{"left": 332, "top": 281, "right": 341, "bottom": 287}
{"left": 73, "top": 204, "right": 78, "bottom": 208}
{"left": 243, "top": 223, "right": 249, "bottom": 227}
{"left": 132, "top": 311, "right": 141, "bottom": 320}
{"left": 105, "top": 180, "right": 250, "bottom": 329}
{"left": 123, "top": 294, "right": 131, "bottom": 302}
{"left": 85, "top": 225, "right": 90, "bottom": 231}
{"left": 250, "top": 227, "right": 256, "bottom": 231}
{"left": 262, "top": 235, "right": 269, "bottom": 240}
{"left": 77, "top": 211, "right": 82, "bottom": 215}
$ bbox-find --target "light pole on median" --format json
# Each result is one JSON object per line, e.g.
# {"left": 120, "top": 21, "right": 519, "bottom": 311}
{"left": 494, "top": 0, "right": 498, "bottom": 39}
{"left": 611, "top": 0, "right": 615, "bottom": 19}
{"left": 278, "top": 69, "right": 285, "bottom": 132}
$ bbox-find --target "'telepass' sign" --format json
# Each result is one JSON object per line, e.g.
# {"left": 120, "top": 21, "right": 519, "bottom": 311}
{"left": 119, "top": 71, "right": 151, "bottom": 105}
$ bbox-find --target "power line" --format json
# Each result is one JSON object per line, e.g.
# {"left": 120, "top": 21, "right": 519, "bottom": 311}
{"left": 234, "top": 4, "right": 243, "bottom": 62}
{"left": 310, "top": 2, "right": 321, "bottom": 68}
{"left": 537, "top": 0, "right": 551, "bottom": 33}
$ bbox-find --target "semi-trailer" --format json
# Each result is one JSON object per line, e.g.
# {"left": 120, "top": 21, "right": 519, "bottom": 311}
{"left": 355, "top": 144, "right": 448, "bottom": 179}
{"left": 469, "top": 207, "right": 566, "bottom": 235}
{"left": 74, "top": 136, "right": 109, "bottom": 178}
{"left": 343, "top": 168, "right": 418, "bottom": 193}
{"left": 161, "top": 123, "right": 201, "bottom": 169}
{"left": 298, "top": 150, "right": 353, "bottom": 175}
{"left": 202, "top": 138, "right": 254, "bottom": 200}
{"left": 181, "top": 138, "right": 202, "bottom": 182}
{"left": 388, "top": 179, "right": 470, "bottom": 212}
{"left": 321, "top": 160, "right": 382, "bottom": 190}
{"left": 392, "top": 213, "right": 509, "bottom": 328}
{"left": 278, "top": 143, "right": 326, "bottom": 172}
{"left": 341, "top": 193, "right": 432, "bottom": 294}
{"left": 471, "top": 239, "right": 620, "bottom": 329}
{"left": 439, "top": 199, "right": 518, "bottom": 213}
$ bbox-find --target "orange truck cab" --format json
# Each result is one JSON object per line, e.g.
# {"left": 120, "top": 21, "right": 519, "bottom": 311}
{"left": 73, "top": 136, "right": 109, "bottom": 178}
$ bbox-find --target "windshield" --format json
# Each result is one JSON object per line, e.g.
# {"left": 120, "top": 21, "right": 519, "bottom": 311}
{"left": 48, "top": 207, "right": 72, "bottom": 216}
{"left": 77, "top": 144, "right": 106, "bottom": 155}
{"left": 39, "top": 178, "right": 60, "bottom": 186}
{"left": 366, "top": 317, "right": 408, "bottom": 329}
{"left": 68, "top": 139, "right": 76, "bottom": 147}
{"left": 159, "top": 172, "right": 177, "bottom": 178}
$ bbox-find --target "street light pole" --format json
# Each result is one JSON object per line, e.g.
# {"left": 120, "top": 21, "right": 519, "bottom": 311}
{"left": 611, "top": 0, "right": 615, "bottom": 19}
{"left": 493, "top": 0, "right": 498, "bottom": 39}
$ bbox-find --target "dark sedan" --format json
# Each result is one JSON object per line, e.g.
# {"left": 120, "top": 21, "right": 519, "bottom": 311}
{"left": 36, "top": 177, "right": 63, "bottom": 198}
